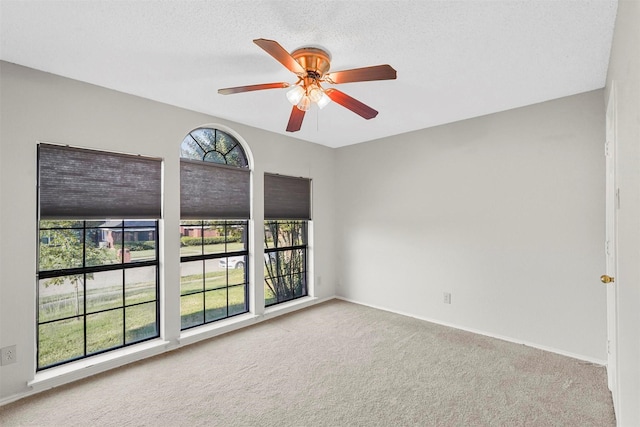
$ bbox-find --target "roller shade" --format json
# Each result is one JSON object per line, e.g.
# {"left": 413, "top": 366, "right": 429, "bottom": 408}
{"left": 38, "top": 144, "right": 162, "bottom": 220}
{"left": 180, "top": 159, "right": 250, "bottom": 219}
{"left": 264, "top": 173, "right": 311, "bottom": 220}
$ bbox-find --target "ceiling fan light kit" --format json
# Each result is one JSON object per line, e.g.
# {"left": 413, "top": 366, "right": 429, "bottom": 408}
{"left": 218, "top": 38, "right": 397, "bottom": 132}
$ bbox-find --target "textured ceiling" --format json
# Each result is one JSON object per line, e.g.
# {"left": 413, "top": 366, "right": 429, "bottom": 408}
{"left": 0, "top": 1, "right": 618, "bottom": 148}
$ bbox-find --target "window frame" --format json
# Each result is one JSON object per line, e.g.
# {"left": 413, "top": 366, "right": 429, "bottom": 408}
{"left": 36, "top": 220, "right": 160, "bottom": 371}
{"left": 179, "top": 220, "right": 250, "bottom": 330}
{"left": 264, "top": 220, "right": 308, "bottom": 307}
{"left": 179, "top": 126, "right": 252, "bottom": 329}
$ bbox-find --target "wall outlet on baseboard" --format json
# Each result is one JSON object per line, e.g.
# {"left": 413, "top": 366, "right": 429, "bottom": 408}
{"left": 443, "top": 292, "right": 452, "bottom": 305}
{"left": 1, "top": 345, "right": 17, "bottom": 365}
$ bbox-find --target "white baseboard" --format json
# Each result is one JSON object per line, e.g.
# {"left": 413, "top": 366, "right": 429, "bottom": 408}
{"left": 2, "top": 294, "right": 603, "bottom": 408}
{"left": 335, "top": 296, "right": 607, "bottom": 366}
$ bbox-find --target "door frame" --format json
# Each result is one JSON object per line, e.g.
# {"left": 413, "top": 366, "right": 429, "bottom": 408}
{"left": 605, "top": 82, "right": 619, "bottom": 410}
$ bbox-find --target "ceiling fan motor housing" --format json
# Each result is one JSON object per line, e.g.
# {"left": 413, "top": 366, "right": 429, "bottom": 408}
{"left": 291, "top": 47, "right": 331, "bottom": 78}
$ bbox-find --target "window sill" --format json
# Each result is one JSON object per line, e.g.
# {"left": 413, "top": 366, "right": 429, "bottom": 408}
{"left": 178, "top": 298, "right": 321, "bottom": 346}
{"left": 179, "top": 312, "right": 260, "bottom": 346}
{"left": 29, "top": 339, "right": 170, "bottom": 391}
{"left": 264, "top": 296, "right": 319, "bottom": 318}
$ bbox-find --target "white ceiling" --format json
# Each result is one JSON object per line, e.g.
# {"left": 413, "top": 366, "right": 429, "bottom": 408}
{"left": 0, "top": 1, "right": 618, "bottom": 148}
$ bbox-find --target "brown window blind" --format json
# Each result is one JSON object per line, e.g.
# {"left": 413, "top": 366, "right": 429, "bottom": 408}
{"left": 180, "top": 159, "right": 250, "bottom": 219}
{"left": 264, "top": 173, "right": 311, "bottom": 220}
{"left": 38, "top": 144, "right": 162, "bottom": 220}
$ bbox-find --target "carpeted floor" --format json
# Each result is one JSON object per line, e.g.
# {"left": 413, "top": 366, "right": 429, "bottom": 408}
{"left": 0, "top": 299, "right": 615, "bottom": 426}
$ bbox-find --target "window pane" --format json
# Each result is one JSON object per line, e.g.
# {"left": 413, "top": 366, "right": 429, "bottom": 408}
{"left": 264, "top": 222, "right": 276, "bottom": 249}
{"left": 226, "top": 222, "right": 247, "bottom": 252}
{"left": 264, "top": 272, "right": 305, "bottom": 304}
{"left": 180, "top": 221, "right": 203, "bottom": 257}
{"left": 216, "top": 130, "right": 236, "bottom": 155}
{"left": 86, "top": 270, "right": 123, "bottom": 313}
{"left": 203, "top": 221, "right": 226, "bottom": 255}
{"left": 125, "top": 302, "right": 157, "bottom": 344}
{"left": 181, "top": 261, "right": 203, "bottom": 295}
{"left": 87, "top": 310, "right": 124, "bottom": 354}
{"left": 204, "top": 151, "right": 226, "bottom": 164}
{"left": 180, "top": 137, "right": 205, "bottom": 161}
{"left": 181, "top": 293, "right": 204, "bottom": 329}
{"left": 225, "top": 145, "right": 248, "bottom": 168}
{"left": 191, "top": 128, "right": 215, "bottom": 154}
{"left": 292, "top": 248, "right": 306, "bottom": 273}
{"left": 39, "top": 228, "right": 83, "bottom": 270}
{"left": 227, "top": 256, "right": 246, "bottom": 286}
{"left": 264, "top": 250, "right": 304, "bottom": 278}
{"left": 268, "top": 274, "right": 294, "bottom": 302}
{"left": 264, "top": 280, "right": 276, "bottom": 307}
{"left": 279, "top": 222, "right": 306, "bottom": 246}
{"left": 205, "top": 258, "right": 228, "bottom": 290}
{"left": 205, "top": 289, "right": 227, "bottom": 322}
{"left": 39, "top": 276, "right": 85, "bottom": 323}
{"left": 85, "top": 228, "right": 119, "bottom": 267}
{"left": 124, "top": 227, "right": 156, "bottom": 263}
{"left": 38, "top": 318, "right": 84, "bottom": 368}
{"left": 291, "top": 273, "right": 306, "bottom": 297}
{"left": 264, "top": 221, "right": 306, "bottom": 248}
{"left": 228, "top": 284, "right": 247, "bottom": 316}
{"left": 125, "top": 266, "right": 156, "bottom": 305}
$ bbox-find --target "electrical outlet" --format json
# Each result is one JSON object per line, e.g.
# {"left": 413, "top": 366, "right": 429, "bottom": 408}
{"left": 316, "top": 276, "right": 322, "bottom": 287}
{"left": 443, "top": 292, "right": 452, "bottom": 304}
{"left": 1, "top": 345, "right": 17, "bottom": 365}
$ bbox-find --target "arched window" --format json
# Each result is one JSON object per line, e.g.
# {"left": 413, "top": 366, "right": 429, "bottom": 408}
{"left": 179, "top": 127, "right": 251, "bottom": 329}
{"left": 180, "top": 128, "right": 248, "bottom": 167}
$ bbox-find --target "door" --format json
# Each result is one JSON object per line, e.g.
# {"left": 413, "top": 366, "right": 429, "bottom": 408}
{"left": 604, "top": 84, "right": 618, "bottom": 407}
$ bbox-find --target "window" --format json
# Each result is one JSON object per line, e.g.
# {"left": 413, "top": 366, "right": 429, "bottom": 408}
{"left": 179, "top": 128, "right": 250, "bottom": 329}
{"left": 37, "top": 144, "right": 161, "bottom": 370}
{"left": 264, "top": 174, "right": 311, "bottom": 307}
{"left": 179, "top": 221, "right": 248, "bottom": 328}
{"left": 264, "top": 221, "right": 308, "bottom": 306}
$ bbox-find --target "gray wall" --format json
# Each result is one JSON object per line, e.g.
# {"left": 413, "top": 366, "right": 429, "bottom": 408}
{"left": 336, "top": 90, "right": 607, "bottom": 362}
{"left": 605, "top": 0, "right": 640, "bottom": 424}
{"left": 0, "top": 61, "right": 336, "bottom": 401}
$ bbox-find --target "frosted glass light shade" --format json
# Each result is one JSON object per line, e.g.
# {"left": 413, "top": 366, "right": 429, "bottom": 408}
{"left": 297, "top": 95, "right": 311, "bottom": 111}
{"left": 317, "top": 92, "right": 331, "bottom": 109}
{"left": 307, "top": 85, "right": 323, "bottom": 103}
{"left": 286, "top": 86, "right": 305, "bottom": 105}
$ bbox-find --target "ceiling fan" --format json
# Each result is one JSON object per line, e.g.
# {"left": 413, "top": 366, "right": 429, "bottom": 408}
{"left": 218, "top": 38, "right": 397, "bottom": 132}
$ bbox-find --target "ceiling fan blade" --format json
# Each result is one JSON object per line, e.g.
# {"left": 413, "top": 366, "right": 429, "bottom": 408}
{"left": 218, "top": 82, "right": 290, "bottom": 95}
{"left": 324, "top": 64, "right": 397, "bottom": 84}
{"left": 325, "top": 89, "right": 378, "bottom": 120}
{"left": 286, "top": 106, "right": 305, "bottom": 132}
{"left": 253, "top": 38, "right": 306, "bottom": 75}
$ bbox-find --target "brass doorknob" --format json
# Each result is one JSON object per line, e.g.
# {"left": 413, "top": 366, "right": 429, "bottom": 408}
{"left": 600, "top": 275, "right": 615, "bottom": 284}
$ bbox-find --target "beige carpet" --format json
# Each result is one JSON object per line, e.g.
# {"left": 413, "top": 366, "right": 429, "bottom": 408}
{"left": 0, "top": 299, "right": 615, "bottom": 426}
